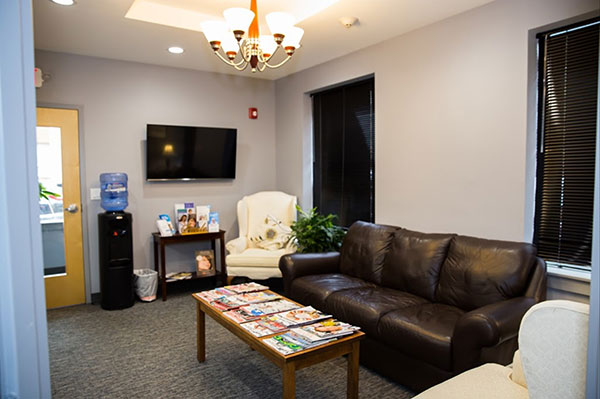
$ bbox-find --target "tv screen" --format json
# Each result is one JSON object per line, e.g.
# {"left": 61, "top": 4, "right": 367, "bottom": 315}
{"left": 146, "top": 124, "right": 237, "bottom": 180}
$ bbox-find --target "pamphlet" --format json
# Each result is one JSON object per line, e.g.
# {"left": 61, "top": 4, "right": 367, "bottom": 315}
{"left": 156, "top": 219, "right": 173, "bottom": 237}
{"left": 159, "top": 214, "right": 176, "bottom": 234}
{"left": 208, "top": 212, "right": 219, "bottom": 232}
{"left": 196, "top": 205, "right": 210, "bottom": 232}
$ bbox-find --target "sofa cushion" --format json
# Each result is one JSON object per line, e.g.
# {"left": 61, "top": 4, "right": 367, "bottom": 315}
{"left": 435, "top": 236, "right": 537, "bottom": 310}
{"left": 382, "top": 229, "right": 454, "bottom": 301}
{"left": 325, "top": 286, "right": 428, "bottom": 335}
{"left": 378, "top": 303, "right": 465, "bottom": 371}
{"left": 339, "top": 221, "right": 398, "bottom": 285}
{"left": 289, "top": 274, "right": 375, "bottom": 311}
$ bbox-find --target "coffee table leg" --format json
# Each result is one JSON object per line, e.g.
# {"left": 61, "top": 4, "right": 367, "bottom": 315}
{"left": 347, "top": 342, "right": 359, "bottom": 399}
{"left": 197, "top": 303, "right": 205, "bottom": 362}
{"left": 282, "top": 362, "right": 296, "bottom": 399}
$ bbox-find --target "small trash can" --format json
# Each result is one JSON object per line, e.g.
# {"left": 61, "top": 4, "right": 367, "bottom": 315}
{"left": 133, "top": 269, "right": 158, "bottom": 302}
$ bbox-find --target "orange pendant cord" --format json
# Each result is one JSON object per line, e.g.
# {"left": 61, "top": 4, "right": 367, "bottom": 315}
{"left": 248, "top": 0, "right": 259, "bottom": 40}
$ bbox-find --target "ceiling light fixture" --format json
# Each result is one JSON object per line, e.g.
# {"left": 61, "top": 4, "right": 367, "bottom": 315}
{"left": 168, "top": 46, "right": 185, "bottom": 54}
{"left": 50, "top": 0, "right": 75, "bottom": 6}
{"left": 200, "top": 0, "right": 303, "bottom": 73}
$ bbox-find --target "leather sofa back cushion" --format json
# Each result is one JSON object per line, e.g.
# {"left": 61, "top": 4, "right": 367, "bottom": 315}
{"left": 340, "top": 221, "right": 398, "bottom": 285}
{"left": 435, "top": 236, "right": 537, "bottom": 310}
{"left": 381, "top": 229, "right": 454, "bottom": 301}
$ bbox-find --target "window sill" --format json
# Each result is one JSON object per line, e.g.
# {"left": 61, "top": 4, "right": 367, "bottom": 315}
{"left": 546, "top": 264, "right": 591, "bottom": 283}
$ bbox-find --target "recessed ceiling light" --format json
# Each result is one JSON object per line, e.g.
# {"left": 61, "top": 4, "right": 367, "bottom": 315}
{"left": 167, "top": 47, "right": 184, "bottom": 54}
{"left": 50, "top": 0, "right": 75, "bottom": 6}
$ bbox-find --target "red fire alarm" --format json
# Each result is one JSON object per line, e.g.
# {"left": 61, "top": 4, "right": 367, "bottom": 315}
{"left": 249, "top": 108, "right": 258, "bottom": 119}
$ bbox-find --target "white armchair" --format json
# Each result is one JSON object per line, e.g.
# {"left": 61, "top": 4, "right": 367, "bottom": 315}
{"left": 226, "top": 191, "right": 297, "bottom": 280}
{"left": 414, "top": 299, "right": 590, "bottom": 399}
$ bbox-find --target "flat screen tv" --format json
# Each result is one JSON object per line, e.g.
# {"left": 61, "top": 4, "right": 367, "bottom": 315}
{"left": 146, "top": 124, "right": 237, "bottom": 181}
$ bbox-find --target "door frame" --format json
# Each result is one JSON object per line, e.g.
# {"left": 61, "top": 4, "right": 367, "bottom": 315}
{"left": 37, "top": 103, "right": 92, "bottom": 304}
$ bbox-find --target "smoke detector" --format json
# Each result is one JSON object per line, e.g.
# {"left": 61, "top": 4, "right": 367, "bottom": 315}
{"left": 339, "top": 16, "right": 358, "bottom": 29}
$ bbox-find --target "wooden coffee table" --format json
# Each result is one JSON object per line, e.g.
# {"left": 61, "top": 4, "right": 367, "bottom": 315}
{"left": 193, "top": 291, "right": 365, "bottom": 399}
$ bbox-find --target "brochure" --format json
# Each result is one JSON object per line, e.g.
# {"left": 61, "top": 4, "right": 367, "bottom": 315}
{"left": 156, "top": 219, "right": 173, "bottom": 237}
{"left": 174, "top": 203, "right": 197, "bottom": 234}
{"left": 159, "top": 214, "right": 176, "bottom": 234}
{"left": 196, "top": 205, "right": 210, "bottom": 232}
{"left": 208, "top": 212, "right": 219, "bottom": 232}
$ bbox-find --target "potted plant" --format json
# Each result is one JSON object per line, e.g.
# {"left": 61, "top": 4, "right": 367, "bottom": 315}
{"left": 290, "top": 206, "right": 346, "bottom": 253}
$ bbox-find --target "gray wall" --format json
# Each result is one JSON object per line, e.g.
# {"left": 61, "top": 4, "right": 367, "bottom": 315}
{"left": 35, "top": 51, "right": 277, "bottom": 294}
{"left": 274, "top": 0, "right": 597, "bottom": 242}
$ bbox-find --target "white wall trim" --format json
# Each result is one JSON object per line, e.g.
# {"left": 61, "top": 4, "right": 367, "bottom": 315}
{"left": 0, "top": 1, "right": 51, "bottom": 397}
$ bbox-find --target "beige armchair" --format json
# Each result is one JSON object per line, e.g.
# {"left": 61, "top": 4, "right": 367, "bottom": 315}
{"left": 414, "top": 299, "right": 590, "bottom": 399}
{"left": 226, "top": 191, "right": 297, "bottom": 280}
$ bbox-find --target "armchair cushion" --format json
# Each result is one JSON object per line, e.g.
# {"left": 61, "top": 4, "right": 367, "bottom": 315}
{"left": 225, "top": 236, "right": 248, "bottom": 255}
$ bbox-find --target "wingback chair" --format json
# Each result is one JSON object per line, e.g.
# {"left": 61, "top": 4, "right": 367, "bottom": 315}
{"left": 414, "top": 299, "right": 590, "bottom": 399}
{"left": 226, "top": 191, "right": 297, "bottom": 280}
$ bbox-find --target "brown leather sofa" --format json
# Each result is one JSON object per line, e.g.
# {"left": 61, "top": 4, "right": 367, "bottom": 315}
{"left": 279, "top": 221, "right": 546, "bottom": 392}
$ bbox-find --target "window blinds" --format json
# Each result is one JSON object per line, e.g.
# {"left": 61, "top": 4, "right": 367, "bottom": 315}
{"left": 534, "top": 20, "right": 599, "bottom": 269}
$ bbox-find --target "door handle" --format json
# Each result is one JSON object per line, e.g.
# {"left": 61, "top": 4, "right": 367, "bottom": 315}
{"left": 64, "top": 204, "right": 79, "bottom": 213}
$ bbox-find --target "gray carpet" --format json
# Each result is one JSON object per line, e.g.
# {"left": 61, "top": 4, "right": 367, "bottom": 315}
{"left": 47, "top": 290, "right": 414, "bottom": 398}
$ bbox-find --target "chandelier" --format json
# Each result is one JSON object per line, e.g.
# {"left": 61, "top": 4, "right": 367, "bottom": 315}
{"left": 200, "top": 0, "right": 304, "bottom": 73}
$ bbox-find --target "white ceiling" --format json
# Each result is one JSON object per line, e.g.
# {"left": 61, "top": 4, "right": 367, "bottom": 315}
{"left": 33, "top": 0, "right": 495, "bottom": 80}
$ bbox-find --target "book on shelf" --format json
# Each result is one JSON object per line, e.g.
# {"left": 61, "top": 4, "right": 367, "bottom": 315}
{"left": 292, "top": 320, "right": 360, "bottom": 342}
{"left": 224, "top": 282, "right": 269, "bottom": 294}
{"left": 208, "top": 212, "right": 219, "bottom": 232}
{"left": 196, "top": 205, "right": 210, "bottom": 232}
{"left": 165, "top": 272, "right": 192, "bottom": 282}
{"left": 271, "top": 306, "right": 332, "bottom": 327}
{"left": 240, "top": 321, "right": 275, "bottom": 337}
{"left": 195, "top": 249, "right": 215, "bottom": 276}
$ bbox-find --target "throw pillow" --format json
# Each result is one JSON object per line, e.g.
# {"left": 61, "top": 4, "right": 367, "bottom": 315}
{"left": 249, "top": 214, "right": 293, "bottom": 251}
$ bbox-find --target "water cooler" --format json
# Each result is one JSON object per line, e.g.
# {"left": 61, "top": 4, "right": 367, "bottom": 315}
{"left": 98, "top": 173, "right": 133, "bottom": 310}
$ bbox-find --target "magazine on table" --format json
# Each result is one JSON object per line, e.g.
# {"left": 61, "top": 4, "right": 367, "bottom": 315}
{"left": 224, "top": 282, "right": 269, "bottom": 294}
{"left": 231, "top": 291, "right": 281, "bottom": 305}
{"left": 255, "top": 315, "right": 290, "bottom": 334}
{"left": 271, "top": 306, "right": 332, "bottom": 327}
{"left": 242, "top": 299, "right": 300, "bottom": 316}
{"left": 280, "top": 330, "right": 336, "bottom": 349}
{"left": 263, "top": 335, "right": 305, "bottom": 355}
{"left": 196, "top": 287, "right": 235, "bottom": 302}
{"left": 223, "top": 308, "right": 263, "bottom": 323}
{"left": 240, "top": 321, "right": 275, "bottom": 337}
{"left": 211, "top": 296, "right": 247, "bottom": 311}
{"left": 292, "top": 320, "right": 360, "bottom": 342}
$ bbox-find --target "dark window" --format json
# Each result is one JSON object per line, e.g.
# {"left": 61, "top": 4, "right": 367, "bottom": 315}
{"left": 312, "top": 77, "right": 374, "bottom": 227}
{"left": 534, "top": 19, "right": 599, "bottom": 270}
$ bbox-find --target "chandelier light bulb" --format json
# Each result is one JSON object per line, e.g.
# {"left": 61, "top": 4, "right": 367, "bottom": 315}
{"left": 201, "top": 21, "right": 228, "bottom": 50}
{"left": 223, "top": 7, "right": 255, "bottom": 38}
{"left": 222, "top": 33, "right": 240, "bottom": 60}
{"left": 282, "top": 26, "right": 304, "bottom": 49}
{"left": 259, "top": 35, "right": 278, "bottom": 58}
{"left": 266, "top": 12, "right": 295, "bottom": 38}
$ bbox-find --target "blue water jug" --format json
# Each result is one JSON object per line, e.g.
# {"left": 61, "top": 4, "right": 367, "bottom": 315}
{"left": 100, "top": 173, "right": 128, "bottom": 211}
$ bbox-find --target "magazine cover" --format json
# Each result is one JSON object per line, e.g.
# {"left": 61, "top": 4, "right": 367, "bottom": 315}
{"left": 196, "top": 205, "right": 210, "bottom": 232}
{"left": 263, "top": 335, "right": 304, "bottom": 355}
{"left": 272, "top": 306, "right": 332, "bottom": 327}
{"left": 294, "top": 320, "right": 359, "bottom": 341}
{"left": 196, "top": 287, "right": 234, "bottom": 302}
{"left": 211, "top": 296, "right": 247, "bottom": 311}
{"left": 195, "top": 250, "right": 215, "bottom": 276}
{"left": 223, "top": 308, "right": 262, "bottom": 323}
{"left": 224, "top": 282, "right": 269, "bottom": 293}
{"left": 240, "top": 321, "right": 275, "bottom": 337}
{"left": 208, "top": 212, "right": 219, "bottom": 232}
{"left": 242, "top": 299, "right": 300, "bottom": 317}
{"left": 280, "top": 330, "right": 335, "bottom": 349}
{"left": 232, "top": 291, "right": 280, "bottom": 304}
{"left": 256, "top": 316, "right": 289, "bottom": 334}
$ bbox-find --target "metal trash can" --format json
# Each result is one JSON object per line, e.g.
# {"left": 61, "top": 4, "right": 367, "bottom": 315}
{"left": 134, "top": 269, "right": 158, "bottom": 302}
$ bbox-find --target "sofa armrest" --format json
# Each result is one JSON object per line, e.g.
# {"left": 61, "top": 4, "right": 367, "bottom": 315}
{"left": 452, "top": 296, "right": 536, "bottom": 373}
{"left": 225, "top": 236, "right": 248, "bottom": 255}
{"left": 279, "top": 252, "right": 341, "bottom": 295}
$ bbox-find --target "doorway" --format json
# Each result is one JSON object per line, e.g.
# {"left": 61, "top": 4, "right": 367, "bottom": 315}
{"left": 36, "top": 107, "right": 85, "bottom": 308}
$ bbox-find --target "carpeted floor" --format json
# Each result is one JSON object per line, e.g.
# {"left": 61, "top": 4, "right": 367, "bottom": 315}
{"left": 47, "top": 286, "right": 415, "bottom": 399}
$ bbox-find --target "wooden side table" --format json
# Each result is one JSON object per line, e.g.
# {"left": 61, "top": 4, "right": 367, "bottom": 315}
{"left": 152, "top": 231, "right": 227, "bottom": 301}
